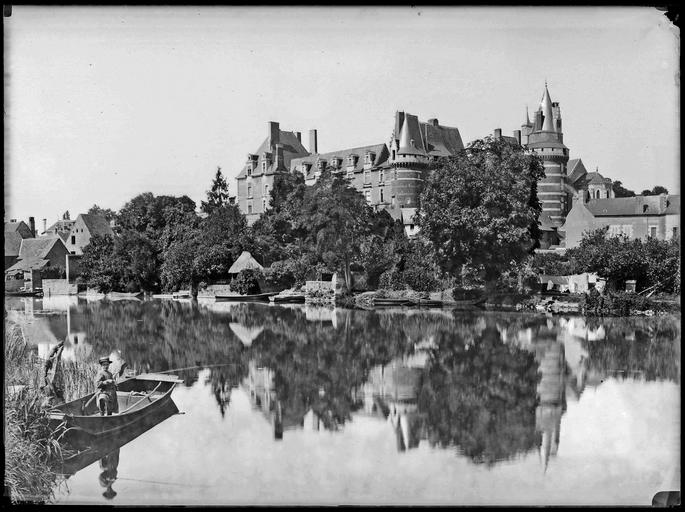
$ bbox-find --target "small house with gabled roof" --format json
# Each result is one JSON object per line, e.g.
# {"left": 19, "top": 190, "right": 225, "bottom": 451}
{"left": 66, "top": 213, "right": 115, "bottom": 255}
{"left": 4, "top": 220, "right": 34, "bottom": 269}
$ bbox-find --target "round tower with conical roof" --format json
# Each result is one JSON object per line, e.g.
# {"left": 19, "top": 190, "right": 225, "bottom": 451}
{"left": 526, "top": 84, "right": 570, "bottom": 231}
{"left": 388, "top": 111, "right": 431, "bottom": 214}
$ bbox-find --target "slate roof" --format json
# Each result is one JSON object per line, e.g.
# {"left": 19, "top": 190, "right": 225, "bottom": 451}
{"left": 393, "top": 112, "right": 464, "bottom": 158}
{"left": 5, "top": 257, "right": 50, "bottom": 273}
{"left": 228, "top": 251, "right": 264, "bottom": 274}
{"left": 584, "top": 195, "right": 680, "bottom": 217}
{"left": 79, "top": 214, "right": 114, "bottom": 237}
{"left": 5, "top": 221, "right": 33, "bottom": 238}
{"left": 585, "top": 172, "right": 611, "bottom": 185}
{"left": 566, "top": 159, "right": 587, "bottom": 184}
{"left": 291, "top": 143, "right": 389, "bottom": 178}
{"left": 5, "top": 232, "right": 25, "bottom": 257}
{"left": 18, "top": 238, "right": 65, "bottom": 260}
{"left": 237, "top": 130, "right": 310, "bottom": 179}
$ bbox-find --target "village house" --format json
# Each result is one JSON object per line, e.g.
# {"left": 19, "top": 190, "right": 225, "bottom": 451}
{"left": 65, "top": 213, "right": 115, "bottom": 255}
{"left": 5, "top": 236, "right": 70, "bottom": 292}
{"left": 4, "top": 218, "right": 35, "bottom": 269}
{"left": 40, "top": 211, "right": 76, "bottom": 242}
{"left": 561, "top": 192, "right": 680, "bottom": 248}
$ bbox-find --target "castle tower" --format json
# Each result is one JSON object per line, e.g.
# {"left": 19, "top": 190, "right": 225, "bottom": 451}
{"left": 526, "top": 84, "right": 570, "bottom": 230}
{"left": 388, "top": 112, "right": 430, "bottom": 213}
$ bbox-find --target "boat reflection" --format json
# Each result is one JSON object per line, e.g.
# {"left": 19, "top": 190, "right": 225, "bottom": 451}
{"left": 59, "top": 397, "right": 180, "bottom": 500}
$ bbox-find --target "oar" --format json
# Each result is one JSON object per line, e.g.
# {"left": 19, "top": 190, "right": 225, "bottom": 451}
{"left": 119, "top": 382, "right": 163, "bottom": 414}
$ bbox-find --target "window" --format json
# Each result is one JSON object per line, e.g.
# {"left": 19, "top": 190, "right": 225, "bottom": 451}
{"left": 608, "top": 224, "right": 633, "bottom": 238}
{"left": 262, "top": 161, "right": 267, "bottom": 172}
{"left": 264, "top": 184, "right": 269, "bottom": 196}
{"left": 71, "top": 235, "right": 76, "bottom": 245}
{"left": 247, "top": 184, "right": 253, "bottom": 197}
{"left": 595, "top": 190, "right": 600, "bottom": 199}
{"left": 649, "top": 226, "right": 657, "bottom": 238}
{"left": 392, "top": 149, "right": 396, "bottom": 160}
{"left": 391, "top": 195, "right": 396, "bottom": 207}
{"left": 364, "top": 170, "right": 370, "bottom": 184}
{"left": 247, "top": 201, "right": 253, "bottom": 214}
{"left": 365, "top": 190, "right": 371, "bottom": 204}
{"left": 262, "top": 198, "right": 267, "bottom": 211}
{"left": 247, "top": 167, "right": 252, "bottom": 177}
{"left": 409, "top": 224, "right": 415, "bottom": 230}
{"left": 379, "top": 170, "right": 384, "bottom": 183}
{"left": 674, "top": 227, "right": 679, "bottom": 238}
{"left": 380, "top": 188, "right": 384, "bottom": 202}
{"left": 70, "top": 251, "right": 76, "bottom": 255}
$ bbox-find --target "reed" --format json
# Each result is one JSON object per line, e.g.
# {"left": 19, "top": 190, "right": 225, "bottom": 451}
{"left": 3, "top": 321, "right": 81, "bottom": 504}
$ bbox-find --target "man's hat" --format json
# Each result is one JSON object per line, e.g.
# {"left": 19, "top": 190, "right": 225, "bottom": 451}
{"left": 99, "top": 356, "right": 112, "bottom": 364}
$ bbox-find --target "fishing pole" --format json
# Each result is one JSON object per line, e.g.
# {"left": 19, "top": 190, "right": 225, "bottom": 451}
{"left": 156, "top": 362, "right": 241, "bottom": 374}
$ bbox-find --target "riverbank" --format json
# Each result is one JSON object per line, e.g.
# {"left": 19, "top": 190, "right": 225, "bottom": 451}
{"left": 4, "top": 321, "right": 94, "bottom": 504}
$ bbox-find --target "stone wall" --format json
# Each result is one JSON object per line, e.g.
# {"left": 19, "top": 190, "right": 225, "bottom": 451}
{"left": 43, "top": 279, "right": 80, "bottom": 295}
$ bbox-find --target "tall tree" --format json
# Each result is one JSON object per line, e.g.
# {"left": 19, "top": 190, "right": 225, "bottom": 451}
{"left": 201, "top": 167, "right": 230, "bottom": 214}
{"left": 641, "top": 185, "right": 669, "bottom": 196}
{"left": 612, "top": 180, "right": 636, "bottom": 198}
{"left": 419, "top": 137, "right": 545, "bottom": 288}
{"left": 87, "top": 204, "right": 117, "bottom": 222}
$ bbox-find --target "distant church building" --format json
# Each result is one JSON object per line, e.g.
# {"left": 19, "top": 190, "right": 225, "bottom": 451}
{"left": 236, "top": 113, "right": 464, "bottom": 225}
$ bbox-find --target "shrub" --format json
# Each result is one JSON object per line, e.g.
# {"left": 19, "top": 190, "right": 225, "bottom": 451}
{"left": 402, "top": 265, "right": 440, "bottom": 292}
{"left": 378, "top": 269, "right": 404, "bottom": 290}
{"left": 230, "top": 269, "right": 263, "bottom": 295}
{"left": 580, "top": 289, "right": 660, "bottom": 316}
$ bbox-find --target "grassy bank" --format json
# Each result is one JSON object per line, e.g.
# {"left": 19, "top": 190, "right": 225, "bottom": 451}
{"left": 4, "top": 321, "right": 95, "bottom": 504}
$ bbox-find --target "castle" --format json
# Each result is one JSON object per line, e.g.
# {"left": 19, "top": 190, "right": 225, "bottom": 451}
{"left": 235, "top": 84, "right": 618, "bottom": 246}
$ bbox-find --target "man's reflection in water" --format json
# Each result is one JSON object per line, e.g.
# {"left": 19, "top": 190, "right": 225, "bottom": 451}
{"left": 98, "top": 449, "right": 120, "bottom": 500}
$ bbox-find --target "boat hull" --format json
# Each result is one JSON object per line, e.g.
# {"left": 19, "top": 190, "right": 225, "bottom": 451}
{"left": 215, "top": 292, "right": 277, "bottom": 302}
{"left": 49, "top": 375, "right": 179, "bottom": 443}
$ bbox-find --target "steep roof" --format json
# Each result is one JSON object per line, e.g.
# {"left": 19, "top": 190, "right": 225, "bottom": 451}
{"left": 566, "top": 159, "right": 588, "bottom": 184}
{"left": 540, "top": 85, "right": 555, "bottom": 132}
{"left": 586, "top": 172, "right": 611, "bottom": 185}
{"left": 18, "top": 238, "right": 65, "bottom": 260}
{"left": 5, "top": 232, "right": 25, "bottom": 257}
{"left": 422, "top": 122, "right": 464, "bottom": 156}
{"left": 228, "top": 251, "right": 264, "bottom": 274}
{"left": 584, "top": 195, "right": 679, "bottom": 217}
{"left": 4, "top": 221, "right": 33, "bottom": 238}
{"left": 539, "top": 212, "right": 559, "bottom": 231}
{"left": 291, "top": 143, "right": 389, "bottom": 179}
{"left": 237, "top": 130, "right": 310, "bottom": 179}
{"left": 79, "top": 214, "right": 114, "bottom": 237}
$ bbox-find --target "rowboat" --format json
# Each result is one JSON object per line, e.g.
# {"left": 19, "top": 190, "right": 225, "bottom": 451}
{"left": 107, "top": 291, "right": 144, "bottom": 300}
{"left": 215, "top": 292, "right": 278, "bottom": 302}
{"left": 48, "top": 373, "right": 182, "bottom": 443}
{"left": 5, "top": 289, "right": 41, "bottom": 297}
{"left": 269, "top": 294, "right": 306, "bottom": 304}
{"left": 172, "top": 290, "right": 191, "bottom": 299}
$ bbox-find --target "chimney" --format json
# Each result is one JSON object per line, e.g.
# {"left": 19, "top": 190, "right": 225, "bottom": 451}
{"left": 427, "top": 118, "right": 439, "bottom": 127}
{"left": 274, "top": 144, "right": 284, "bottom": 170}
{"left": 295, "top": 131, "right": 301, "bottom": 143}
{"left": 309, "top": 129, "right": 318, "bottom": 154}
{"left": 42, "top": 218, "right": 47, "bottom": 234}
{"left": 269, "top": 121, "right": 280, "bottom": 150}
{"left": 29, "top": 217, "right": 36, "bottom": 237}
{"left": 493, "top": 128, "right": 502, "bottom": 139}
{"left": 514, "top": 130, "right": 521, "bottom": 145}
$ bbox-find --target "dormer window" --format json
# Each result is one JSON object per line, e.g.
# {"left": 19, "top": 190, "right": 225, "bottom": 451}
{"left": 331, "top": 157, "right": 341, "bottom": 169}
{"left": 365, "top": 152, "right": 375, "bottom": 164}
{"left": 301, "top": 162, "right": 311, "bottom": 174}
{"left": 317, "top": 159, "right": 327, "bottom": 170}
{"left": 347, "top": 154, "right": 358, "bottom": 166}
{"left": 262, "top": 161, "right": 267, "bottom": 172}
{"left": 247, "top": 167, "right": 252, "bottom": 177}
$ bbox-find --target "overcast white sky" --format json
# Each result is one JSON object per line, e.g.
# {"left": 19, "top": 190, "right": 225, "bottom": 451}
{"left": 4, "top": 6, "right": 679, "bottom": 227}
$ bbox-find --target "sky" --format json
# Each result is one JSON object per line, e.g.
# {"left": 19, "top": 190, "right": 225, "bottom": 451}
{"left": 4, "top": 6, "right": 680, "bottom": 228}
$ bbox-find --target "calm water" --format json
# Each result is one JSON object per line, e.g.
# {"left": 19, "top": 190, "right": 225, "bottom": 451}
{"left": 5, "top": 295, "right": 681, "bottom": 505}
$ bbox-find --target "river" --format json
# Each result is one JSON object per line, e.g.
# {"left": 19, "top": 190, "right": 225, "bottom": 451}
{"left": 4, "top": 295, "right": 680, "bottom": 506}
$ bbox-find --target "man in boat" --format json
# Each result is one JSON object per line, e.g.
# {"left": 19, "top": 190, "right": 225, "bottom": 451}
{"left": 95, "top": 356, "right": 119, "bottom": 416}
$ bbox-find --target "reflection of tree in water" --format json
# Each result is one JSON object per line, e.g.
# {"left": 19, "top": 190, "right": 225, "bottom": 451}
{"left": 69, "top": 300, "right": 248, "bottom": 387}
{"left": 581, "top": 315, "right": 680, "bottom": 383}
{"left": 417, "top": 320, "right": 540, "bottom": 466}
